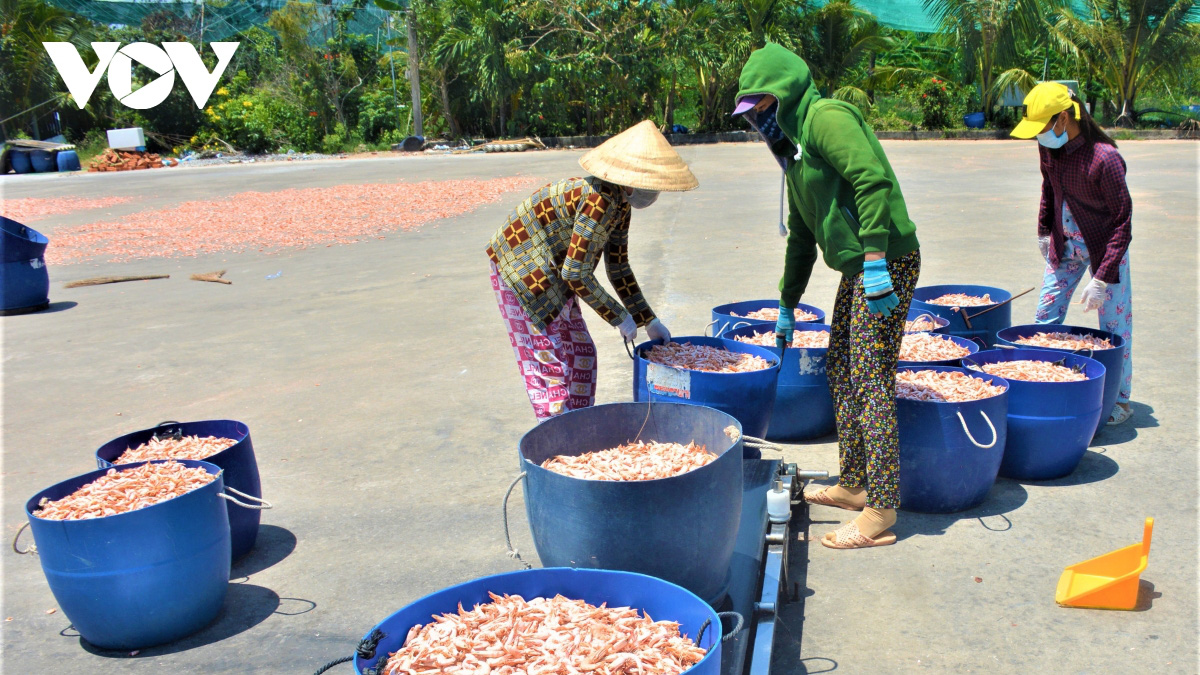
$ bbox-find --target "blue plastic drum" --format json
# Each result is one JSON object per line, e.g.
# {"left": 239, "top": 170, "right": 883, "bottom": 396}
{"left": 9, "top": 150, "right": 33, "bottom": 174}
{"left": 911, "top": 285, "right": 1013, "bottom": 347}
{"left": 30, "top": 149, "right": 56, "bottom": 172}
{"left": 25, "top": 460, "right": 231, "bottom": 650}
{"left": 996, "top": 324, "right": 1125, "bottom": 437}
{"left": 966, "top": 349, "right": 1105, "bottom": 480}
{"left": 56, "top": 149, "right": 82, "bottom": 172}
{"left": 723, "top": 323, "right": 835, "bottom": 441}
{"left": 633, "top": 337, "right": 780, "bottom": 449}
{"left": 97, "top": 420, "right": 262, "bottom": 560}
{"left": 519, "top": 402, "right": 743, "bottom": 606}
{"left": 709, "top": 299, "right": 826, "bottom": 337}
{"left": 354, "top": 568, "right": 724, "bottom": 674}
{"left": 0, "top": 216, "right": 50, "bottom": 314}
{"left": 896, "top": 366, "right": 1009, "bottom": 513}
{"left": 905, "top": 308, "right": 950, "bottom": 334}
{"left": 898, "top": 333, "right": 979, "bottom": 367}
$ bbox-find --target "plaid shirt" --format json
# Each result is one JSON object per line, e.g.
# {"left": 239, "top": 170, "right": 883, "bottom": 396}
{"left": 1038, "top": 135, "right": 1132, "bottom": 284}
{"left": 486, "top": 177, "right": 656, "bottom": 331}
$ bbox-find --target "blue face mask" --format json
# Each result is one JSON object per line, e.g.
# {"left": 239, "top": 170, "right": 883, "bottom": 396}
{"left": 1037, "top": 116, "right": 1069, "bottom": 149}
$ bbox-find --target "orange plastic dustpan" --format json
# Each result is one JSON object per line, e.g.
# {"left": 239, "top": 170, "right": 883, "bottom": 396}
{"left": 1056, "top": 517, "right": 1153, "bottom": 610}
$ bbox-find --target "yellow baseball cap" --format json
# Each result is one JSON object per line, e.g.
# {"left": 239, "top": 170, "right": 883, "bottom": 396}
{"left": 1010, "top": 82, "right": 1080, "bottom": 139}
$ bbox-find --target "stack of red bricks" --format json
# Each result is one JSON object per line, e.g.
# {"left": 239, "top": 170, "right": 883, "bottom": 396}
{"left": 89, "top": 148, "right": 164, "bottom": 172}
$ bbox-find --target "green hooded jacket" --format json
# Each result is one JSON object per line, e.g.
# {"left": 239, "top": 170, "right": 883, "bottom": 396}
{"left": 736, "top": 43, "right": 920, "bottom": 308}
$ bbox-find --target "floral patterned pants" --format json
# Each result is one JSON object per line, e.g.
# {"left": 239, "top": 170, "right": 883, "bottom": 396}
{"left": 826, "top": 249, "right": 921, "bottom": 509}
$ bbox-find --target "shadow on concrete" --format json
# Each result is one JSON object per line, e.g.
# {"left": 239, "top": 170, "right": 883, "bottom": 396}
{"left": 78, "top": 583, "right": 281, "bottom": 658}
{"left": 1020, "top": 451, "right": 1119, "bottom": 488}
{"left": 1091, "top": 401, "right": 1158, "bottom": 447}
{"left": 38, "top": 301, "right": 78, "bottom": 314}
{"left": 1133, "top": 579, "right": 1161, "bottom": 612}
{"left": 797, "top": 657, "right": 839, "bottom": 673}
{"left": 894, "top": 479, "right": 1029, "bottom": 540}
{"left": 231, "top": 525, "right": 297, "bottom": 579}
{"left": 275, "top": 597, "right": 317, "bottom": 616}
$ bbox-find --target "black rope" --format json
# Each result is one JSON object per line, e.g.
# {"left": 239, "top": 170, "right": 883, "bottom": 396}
{"left": 312, "top": 655, "right": 351, "bottom": 675}
{"left": 311, "top": 628, "right": 386, "bottom": 675}
{"left": 696, "top": 617, "right": 712, "bottom": 645}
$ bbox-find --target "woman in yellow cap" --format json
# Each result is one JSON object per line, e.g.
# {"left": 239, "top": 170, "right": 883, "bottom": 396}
{"left": 486, "top": 120, "right": 699, "bottom": 422}
{"left": 1011, "top": 82, "right": 1133, "bottom": 426}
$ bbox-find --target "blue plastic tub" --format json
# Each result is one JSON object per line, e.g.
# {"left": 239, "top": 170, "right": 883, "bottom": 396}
{"left": 996, "top": 324, "right": 1125, "bottom": 437}
{"left": 354, "top": 568, "right": 724, "bottom": 674}
{"left": 896, "top": 365, "right": 1009, "bottom": 513}
{"left": 898, "top": 332, "right": 979, "bottom": 367}
{"left": 30, "top": 149, "right": 56, "bottom": 172}
{"left": 912, "top": 284, "right": 1013, "bottom": 347}
{"left": 633, "top": 337, "right": 780, "bottom": 449}
{"left": 519, "top": 402, "right": 743, "bottom": 605}
{"left": 25, "top": 459, "right": 231, "bottom": 650}
{"left": 0, "top": 216, "right": 50, "bottom": 314}
{"left": 56, "top": 149, "right": 82, "bottom": 172}
{"left": 97, "top": 420, "right": 262, "bottom": 561}
{"left": 964, "top": 112, "right": 986, "bottom": 129}
{"left": 9, "top": 150, "right": 33, "bottom": 174}
{"left": 709, "top": 299, "right": 826, "bottom": 337}
{"left": 723, "top": 322, "right": 835, "bottom": 441}
{"left": 905, "top": 308, "right": 950, "bottom": 334}
{"left": 965, "top": 349, "right": 1105, "bottom": 480}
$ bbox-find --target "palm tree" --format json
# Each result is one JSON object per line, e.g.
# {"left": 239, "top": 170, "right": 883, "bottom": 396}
{"left": 803, "top": 0, "right": 891, "bottom": 108}
{"left": 0, "top": 0, "right": 79, "bottom": 136}
{"left": 1050, "top": 0, "right": 1197, "bottom": 125}
{"left": 657, "top": 0, "right": 718, "bottom": 128}
{"left": 434, "top": 0, "right": 520, "bottom": 136}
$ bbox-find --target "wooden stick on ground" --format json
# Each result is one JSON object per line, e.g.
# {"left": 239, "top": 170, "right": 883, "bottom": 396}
{"left": 64, "top": 275, "right": 169, "bottom": 289}
{"left": 190, "top": 270, "right": 231, "bottom": 285}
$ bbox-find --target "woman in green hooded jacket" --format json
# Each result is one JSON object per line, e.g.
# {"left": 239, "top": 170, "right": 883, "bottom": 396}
{"left": 734, "top": 43, "right": 921, "bottom": 549}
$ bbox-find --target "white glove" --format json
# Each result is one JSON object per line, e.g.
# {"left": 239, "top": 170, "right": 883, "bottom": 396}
{"left": 1038, "top": 235, "right": 1052, "bottom": 262}
{"left": 617, "top": 315, "right": 638, "bottom": 342}
{"left": 1079, "top": 277, "right": 1107, "bottom": 312}
{"left": 646, "top": 318, "right": 671, "bottom": 343}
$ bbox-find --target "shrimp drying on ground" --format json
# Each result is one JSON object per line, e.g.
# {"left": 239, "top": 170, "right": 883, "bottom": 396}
{"left": 731, "top": 307, "right": 819, "bottom": 322}
{"left": 381, "top": 592, "right": 706, "bottom": 675}
{"left": 1014, "top": 331, "right": 1114, "bottom": 350}
{"left": 114, "top": 435, "right": 238, "bottom": 464}
{"left": 896, "top": 370, "right": 1005, "bottom": 402}
{"left": 898, "top": 333, "right": 972, "bottom": 362}
{"left": 646, "top": 342, "right": 771, "bottom": 373}
{"left": 926, "top": 293, "right": 994, "bottom": 308}
{"left": 542, "top": 441, "right": 715, "bottom": 481}
{"left": 733, "top": 330, "right": 830, "bottom": 349}
{"left": 33, "top": 461, "right": 215, "bottom": 521}
{"left": 980, "top": 360, "right": 1088, "bottom": 383}
{"left": 904, "top": 316, "right": 943, "bottom": 333}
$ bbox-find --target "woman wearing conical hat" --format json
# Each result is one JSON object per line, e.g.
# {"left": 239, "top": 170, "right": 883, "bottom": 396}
{"left": 486, "top": 120, "right": 698, "bottom": 422}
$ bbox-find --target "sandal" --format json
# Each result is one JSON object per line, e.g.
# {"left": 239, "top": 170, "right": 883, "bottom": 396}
{"left": 820, "top": 521, "right": 897, "bottom": 550}
{"left": 803, "top": 487, "right": 864, "bottom": 512}
{"left": 1107, "top": 404, "right": 1132, "bottom": 426}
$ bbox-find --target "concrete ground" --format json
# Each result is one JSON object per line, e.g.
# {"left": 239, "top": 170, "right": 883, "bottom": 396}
{"left": 1, "top": 141, "right": 1196, "bottom": 674}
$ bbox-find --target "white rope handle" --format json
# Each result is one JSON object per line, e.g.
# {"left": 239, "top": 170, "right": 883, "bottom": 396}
{"left": 741, "top": 435, "right": 787, "bottom": 452}
{"left": 502, "top": 472, "right": 532, "bottom": 569}
{"left": 956, "top": 410, "right": 997, "bottom": 449}
{"left": 705, "top": 320, "right": 730, "bottom": 338}
{"left": 219, "top": 487, "right": 273, "bottom": 510}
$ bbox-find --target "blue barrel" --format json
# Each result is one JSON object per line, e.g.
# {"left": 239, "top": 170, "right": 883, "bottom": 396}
{"left": 905, "top": 308, "right": 950, "bottom": 334}
{"left": 10, "top": 150, "right": 33, "bottom": 174}
{"left": 633, "top": 337, "right": 780, "bottom": 449}
{"left": 911, "top": 284, "right": 1013, "bottom": 347}
{"left": 898, "top": 333, "right": 979, "bottom": 367}
{"left": 723, "top": 322, "right": 835, "bottom": 441}
{"left": 97, "top": 420, "right": 262, "bottom": 561}
{"left": 30, "top": 149, "right": 56, "bottom": 172}
{"left": 354, "top": 568, "right": 723, "bottom": 675}
{"left": 520, "top": 402, "right": 743, "bottom": 605}
{"left": 997, "top": 324, "right": 1125, "bottom": 437}
{"left": 0, "top": 216, "right": 50, "bottom": 314}
{"left": 896, "top": 366, "right": 1009, "bottom": 513}
{"left": 965, "top": 349, "right": 1105, "bottom": 480}
{"left": 56, "top": 149, "right": 82, "bottom": 172}
{"left": 25, "top": 459, "right": 231, "bottom": 650}
{"left": 709, "top": 299, "right": 826, "bottom": 337}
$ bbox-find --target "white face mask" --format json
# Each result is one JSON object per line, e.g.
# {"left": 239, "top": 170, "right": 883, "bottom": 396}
{"left": 627, "top": 189, "right": 660, "bottom": 209}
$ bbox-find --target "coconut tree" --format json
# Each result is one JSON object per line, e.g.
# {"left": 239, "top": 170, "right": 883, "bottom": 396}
{"left": 802, "top": 0, "right": 891, "bottom": 108}
{"left": 0, "top": 0, "right": 79, "bottom": 136}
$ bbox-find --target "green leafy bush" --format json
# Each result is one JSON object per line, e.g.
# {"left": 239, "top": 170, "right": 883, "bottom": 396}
{"left": 201, "top": 89, "right": 320, "bottom": 154}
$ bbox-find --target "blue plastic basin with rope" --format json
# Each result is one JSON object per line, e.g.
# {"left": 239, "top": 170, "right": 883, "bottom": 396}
{"left": 898, "top": 332, "right": 980, "bottom": 368}
{"left": 896, "top": 365, "right": 1008, "bottom": 513}
{"left": 0, "top": 216, "right": 50, "bottom": 314}
{"left": 708, "top": 299, "right": 826, "bottom": 337}
{"left": 905, "top": 308, "right": 950, "bottom": 334}
{"left": 911, "top": 284, "right": 1024, "bottom": 347}
{"left": 351, "top": 568, "right": 737, "bottom": 675}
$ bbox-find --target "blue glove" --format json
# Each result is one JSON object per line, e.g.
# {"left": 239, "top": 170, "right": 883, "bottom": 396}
{"left": 774, "top": 301, "right": 795, "bottom": 349}
{"left": 863, "top": 258, "right": 899, "bottom": 317}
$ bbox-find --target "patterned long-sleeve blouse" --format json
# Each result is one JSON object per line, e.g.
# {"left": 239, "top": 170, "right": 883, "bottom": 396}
{"left": 487, "top": 177, "right": 656, "bottom": 331}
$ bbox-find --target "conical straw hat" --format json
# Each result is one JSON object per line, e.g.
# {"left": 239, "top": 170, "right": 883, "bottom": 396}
{"left": 579, "top": 120, "right": 699, "bottom": 192}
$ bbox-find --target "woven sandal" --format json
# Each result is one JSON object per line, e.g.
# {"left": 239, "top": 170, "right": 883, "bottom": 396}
{"left": 820, "top": 521, "right": 897, "bottom": 550}
{"left": 803, "top": 487, "right": 865, "bottom": 512}
{"left": 1107, "top": 404, "right": 1132, "bottom": 426}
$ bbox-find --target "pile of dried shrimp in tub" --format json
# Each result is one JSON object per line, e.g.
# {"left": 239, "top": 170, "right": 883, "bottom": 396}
{"left": 381, "top": 592, "right": 706, "bottom": 675}
{"left": 1013, "top": 331, "right": 1113, "bottom": 350}
{"left": 926, "top": 293, "right": 993, "bottom": 308}
{"left": 733, "top": 330, "right": 830, "bottom": 349}
{"left": 904, "top": 315, "right": 943, "bottom": 333}
{"left": 899, "top": 333, "right": 972, "bottom": 362}
{"left": 646, "top": 342, "right": 771, "bottom": 373}
{"left": 980, "top": 360, "right": 1088, "bottom": 383}
{"left": 896, "top": 370, "right": 1005, "bottom": 402}
{"left": 732, "top": 307, "right": 819, "bottom": 322}
{"left": 542, "top": 441, "right": 715, "bottom": 481}
{"left": 34, "top": 461, "right": 215, "bottom": 520}
{"left": 114, "top": 434, "right": 238, "bottom": 464}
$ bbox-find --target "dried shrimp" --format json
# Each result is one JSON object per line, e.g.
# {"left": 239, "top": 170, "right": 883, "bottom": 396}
{"left": 904, "top": 316, "right": 943, "bottom": 333}
{"left": 1013, "top": 331, "right": 1113, "bottom": 350}
{"left": 114, "top": 434, "right": 237, "bottom": 464}
{"left": 33, "top": 461, "right": 215, "bottom": 521}
{"left": 926, "top": 293, "right": 994, "bottom": 308}
{"left": 645, "top": 342, "right": 771, "bottom": 373}
{"left": 899, "top": 333, "right": 972, "bottom": 362}
{"left": 542, "top": 441, "right": 715, "bottom": 481}
{"left": 896, "top": 370, "right": 1005, "bottom": 402}
{"left": 732, "top": 330, "right": 830, "bottom": 349}
{"left": 732, "top": 307, "right": 818, "bottom": 322}
{"left": 980, "top": 360, "right": 1088, "bottom": 383}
